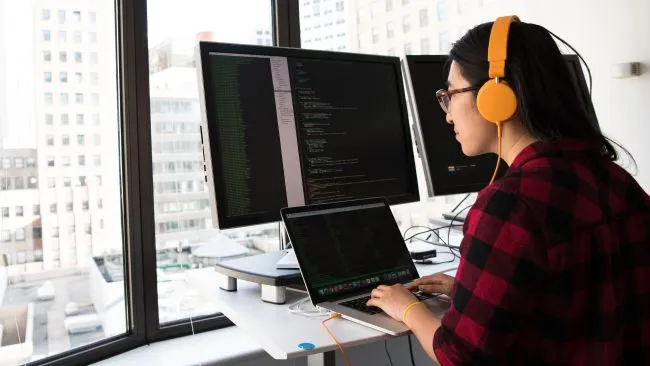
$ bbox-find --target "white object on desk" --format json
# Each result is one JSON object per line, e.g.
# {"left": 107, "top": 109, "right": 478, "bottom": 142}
{"left": 275, "top": 249, "right": 298, "bottom": 269}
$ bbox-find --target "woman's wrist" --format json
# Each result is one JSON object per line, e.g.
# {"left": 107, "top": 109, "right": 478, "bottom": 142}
{"left": 403, "top": 301, "right": 432, "bottom": 328}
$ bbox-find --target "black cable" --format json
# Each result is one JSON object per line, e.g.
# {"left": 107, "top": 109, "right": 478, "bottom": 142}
{"left": 407, "top": 334, "right": 416, "bottom": 366}
{"left": 403, "top": 225, "right": 463, "bottom": 243}
{"left": 384, "top": 339, "right": 394, "bottom": 366}
{"left": 450, "top": 193, "right": 472, "bottom": 213}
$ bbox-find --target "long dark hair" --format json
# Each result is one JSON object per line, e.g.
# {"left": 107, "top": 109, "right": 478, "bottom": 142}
{"left": 449, "top": 20, "right": 631, "bottom": 164}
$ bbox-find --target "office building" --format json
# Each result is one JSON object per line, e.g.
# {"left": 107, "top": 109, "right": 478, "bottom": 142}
{"left": 300, "top": 0, "right": 357, "bottom": 51}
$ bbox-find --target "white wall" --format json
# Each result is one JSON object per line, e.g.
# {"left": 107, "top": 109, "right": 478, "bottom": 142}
{"left": 517, "top": 0, "right": 650, "bottom": 191}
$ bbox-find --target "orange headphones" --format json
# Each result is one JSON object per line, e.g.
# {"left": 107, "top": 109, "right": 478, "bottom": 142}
{"left": 476, "top": 15, "right": 519, "bottom": 184}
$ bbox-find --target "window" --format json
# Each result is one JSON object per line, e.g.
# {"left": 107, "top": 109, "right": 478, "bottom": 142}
{"left": 419, "top": 8, "right": 428, "bottom": 27}
{"left": 63, "top": 177, "right": 71, "bottom": 187}
{"left": 42, "top": 9, "right": 51, "bottom": 20}
{"left": 46, "top": 135, "right": 54, "bottom": 146}
{"left": 85, "top": 223, "right": 92, "bottom": 234}
{"left": 82, "top": 200, "right": 89, "bottom": 211}
{"left": 43, "top": 51, "right": 51, "bottom": 62}
{"left": 60, "top": 92, "right": 69, "bottom": 105}
{"left": 61, "top": 113, "right": 69, "bottom": 125}
{"left": 1, "top": 157, "right": 10, "bottom": 169}
{"left": 75, "top": 93, "right": 84, "bottom": 104}
{"left": 421, "top": 37, "right": 430, "bottom": 54}
{"left": 75, "top": 72, "right": 83, "bottom": 83}
{"left": 51, "top": 226, "right": 59, "bottom": 238}
{"left": 28, "top": 176, "right": 38, "bottom": 189}
{"left": 74, "top": 31, "right": 82, "bottom": 43}
{"left": 76, "top": 113, "right": 84, "bottom": 125}
{"left": 404, "top": 42, "right": 413, "bottom": 55}
{"left": 33, "top": 205, "right": 40, "bottom": 215}
{"left": 60, "top": 72, "right": 68, "bottom": 83}
{"left": 66, "top": 202, "right": 73, "bottom": 212}
{"left": 77, "top": 134, "right": 85, "bottom": 146}
{"left": 372, "top": 28, "right": 380, "bottom": 44}
{"left": 93, "top": 155, "right": 101, "bottom": 166}
{"left": 44, "top": 72, "right": 52, "bottom": 83}
{"left": 89, "top": 10, "right": 96, "bottom": 23}
{"left": 79, "top": 176, "right": 87, "bottom": 187}
{"left": 74, "top": 52, "right": 83, "bottom": 63}
{"left": 78, "top": 155, "right": 85, "bottom": 166}
{"left": 59, "top": 51, "right": 67, "bottom": 62}
{"left": 26, "top": 158, "right": 36, "bottom": 168}
{"left": 403, "top": 15, "right": 411, "bottom": 33}
{"left": 387, "top": 47, "right": 396, "bottom": 56}
{"left": 33, "top": 228, "right": 42, "bottom": 240}
{"left": 62, "top": 134, "right": 70, "bottom": 146}
{"left": 15, "top": 157, "right": 24, "bottom": 168}
{"left": 437, "top": 0, "right": 454, "bottom": 21}
{"left": 58, "top": 9, "right": 66, "bottom": 23}
{"left": 59, "top": 30, "right": 67, "bottom": 42}
{"left": 49, "top": 203, "right": 57, "bottom": 213}
{"left": 14, "top": 177, "right": 25, "bottom": 190}
{"left": 44, "top": 93, "right": 53, "bottom": 104}
{"left": 45, "top": 114, "right": 53, "bottom": 125}
{"left": 0, "top": 230, "right": 10, "bottom": 242}
{"left": 73, "top": 10, "right": 81, "bottom": 22}
{"left": 386, "top": 22, "right": 394, "bottom": 38}
{"left": 15, "top": 206, "right": 24, "bottom": 217}
{"left": 336, "top": 1, "right": 344, "bottom": 11}
{"left": 439, "top": 31, "right": 451, "bottom": 52}
{"left": 42, "top": 30, "right": 51, "bottom": 41}
{"left": 385, "top": 0, "right": 393, "bottom": 12}
{"left": 15, "top": 229, "right": 26, "bottom": 241}
{"left": 1, "top": 207, "right": 8, "bottom": 218}
{"left": 62, "top": 156, "right": 71, "bottom": 166}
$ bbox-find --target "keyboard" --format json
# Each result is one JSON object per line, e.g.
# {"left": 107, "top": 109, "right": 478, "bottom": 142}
{"left": 339, "top": 292, "right": 435, "bottom": 315}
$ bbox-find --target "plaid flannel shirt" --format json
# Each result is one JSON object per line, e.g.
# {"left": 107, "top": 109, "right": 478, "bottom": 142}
{"left": 433, "top": 139, "right": 650, "bottom": 366}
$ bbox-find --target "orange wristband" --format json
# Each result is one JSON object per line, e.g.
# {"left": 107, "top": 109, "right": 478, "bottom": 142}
{"left": 402, "top": 301, "right": 424, "bottom": 323}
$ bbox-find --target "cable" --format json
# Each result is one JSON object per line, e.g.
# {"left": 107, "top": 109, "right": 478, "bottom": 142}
{"left": 288, "top": 296, "right": 332, "bottom": 318}
{"left": 447, "top": 205, "right": 473, "bottom": 251}
{"left": 322, "top": 313, "right": 353, "bottom": 366}
{"left": 407, "top": 334, "right": 416, "bottom": 366}
{"left": 543, "top": 27, "right": 593, "bottom": 97}
{"left": 384, "top": 339, "right": 394, "bottom": 366}
{"left": 490, "top": 121, "right": 502, "bottom": 185}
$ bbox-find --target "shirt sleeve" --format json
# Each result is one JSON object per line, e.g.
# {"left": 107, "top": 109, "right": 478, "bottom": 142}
{"left": 433, "top": 185, "right": 547, "bottom": 366}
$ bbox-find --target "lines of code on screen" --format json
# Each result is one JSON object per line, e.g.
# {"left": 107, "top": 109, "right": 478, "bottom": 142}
{"left": 288, "top": 59, "right": 413, "bottom": 204}
{"left": 209, "top": 54, "right": 287, "bottom": 221}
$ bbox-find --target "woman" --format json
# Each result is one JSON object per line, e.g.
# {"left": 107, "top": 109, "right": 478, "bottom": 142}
{"left": 367, "top": 17, "right": 650, "bottom": 365}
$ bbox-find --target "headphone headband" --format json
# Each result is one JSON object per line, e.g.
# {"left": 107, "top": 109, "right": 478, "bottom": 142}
{"left": 487, "top": 15, "right": 519, "bottom": 79}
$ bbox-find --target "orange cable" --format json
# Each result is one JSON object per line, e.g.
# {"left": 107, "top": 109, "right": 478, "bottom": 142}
{"left": 322, "top": 313, "right": 353, "bottom": 366}
{"left": 490, "top": 121, "right": 503, "bottom": 185}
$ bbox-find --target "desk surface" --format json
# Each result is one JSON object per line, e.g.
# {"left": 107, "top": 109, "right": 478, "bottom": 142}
{"left": 190, "top": 258, "right": 460, "bottom": 360}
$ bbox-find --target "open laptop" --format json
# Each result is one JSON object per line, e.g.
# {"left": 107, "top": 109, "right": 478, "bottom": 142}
{"left": 280, "top": 197, "right": 439, "bottom": 336}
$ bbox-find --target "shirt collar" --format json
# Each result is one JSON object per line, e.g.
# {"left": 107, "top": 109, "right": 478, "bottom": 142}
{"left": 510, "top": 138, "right": 606, "bottom": 169}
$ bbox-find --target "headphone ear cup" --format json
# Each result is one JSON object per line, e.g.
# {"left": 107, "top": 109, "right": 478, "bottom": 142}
{"left": 476, "top": 79, "right": 518, "bottom": 124}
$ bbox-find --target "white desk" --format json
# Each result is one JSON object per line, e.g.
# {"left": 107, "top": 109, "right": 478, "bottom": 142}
{"left": 190, "top": 257, "right": 460, "bottom": 366}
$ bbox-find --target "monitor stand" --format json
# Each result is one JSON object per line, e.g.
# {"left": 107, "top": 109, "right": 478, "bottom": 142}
{"left": 213, "top": 222, "right": 303, "bottom": 304}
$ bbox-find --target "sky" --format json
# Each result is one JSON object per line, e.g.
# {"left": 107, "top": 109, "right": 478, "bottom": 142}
{"left": 146, "top": 0, "right": 273, "bottom": 46}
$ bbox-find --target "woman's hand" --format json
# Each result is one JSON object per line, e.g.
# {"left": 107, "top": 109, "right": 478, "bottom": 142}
{"left": 406, "top": 273, "right": 455, "bottom": 297}
{"left": 366, "top": 284, "right": 418, "bottom": 322}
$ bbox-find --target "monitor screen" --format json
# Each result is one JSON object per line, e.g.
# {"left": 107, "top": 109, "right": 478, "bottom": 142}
{"left": 281, "top": 198, "right": 418, "bottom": 304}
{"left": 404, "top": 54, "right": 595, "bottom": 196}
{"left": 197, "top": 43, "right": 419, "bottom": 229}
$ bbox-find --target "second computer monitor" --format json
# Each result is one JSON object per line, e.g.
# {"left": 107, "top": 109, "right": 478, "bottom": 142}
{"left": 404, "top": 54, "right": 596, "bottom": 197}
{"left": 197, "top": 42, "right": 419, "bottom": 229}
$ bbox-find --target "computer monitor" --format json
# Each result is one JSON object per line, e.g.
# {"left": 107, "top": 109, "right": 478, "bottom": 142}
{"left": 196, "top": 42, "right": 419, "bottom": 229}
{"left": 403, "top": 54, "right": 596, "bottom": 197}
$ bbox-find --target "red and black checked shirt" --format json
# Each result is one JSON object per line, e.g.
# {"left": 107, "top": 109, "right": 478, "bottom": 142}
{"left": 433, "top": 139, "right": 650, "bottom": 366}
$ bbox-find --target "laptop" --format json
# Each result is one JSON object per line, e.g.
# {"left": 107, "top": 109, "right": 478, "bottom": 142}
{"left": 280, "top": 197, "right": 439, "bottom": 336}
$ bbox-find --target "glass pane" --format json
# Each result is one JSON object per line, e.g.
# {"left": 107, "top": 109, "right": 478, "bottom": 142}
{"left": 146, "top": 0, "right": 273, "bottom": 325}
{"left": 0, "top": 0, "right": 127, "bottom": 363}
{"left": 298, "top": 0, "right": 519, "bottom": 225}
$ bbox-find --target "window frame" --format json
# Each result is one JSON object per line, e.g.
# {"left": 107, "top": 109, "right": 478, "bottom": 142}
{"left": 17, "top": 1, "right": 287, "bottom": 365}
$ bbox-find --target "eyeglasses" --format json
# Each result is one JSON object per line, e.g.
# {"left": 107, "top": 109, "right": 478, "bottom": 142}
{"left": 435, "top": 86, "right": 481, "bottom": 114}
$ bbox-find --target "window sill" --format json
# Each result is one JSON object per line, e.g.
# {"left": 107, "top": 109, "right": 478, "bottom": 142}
{"left": 91, "top": 326, "right": 268, "bottom": 366}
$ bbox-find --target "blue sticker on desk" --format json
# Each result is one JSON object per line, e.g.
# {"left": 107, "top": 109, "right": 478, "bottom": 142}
{"left": 298, "top": 342, "right": 315, "bottom": 350}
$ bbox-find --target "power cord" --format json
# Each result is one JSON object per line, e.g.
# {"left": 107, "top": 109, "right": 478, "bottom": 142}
{"left": 287, "top": 296, "right": 332, "bottom": 318}
{"left": 384, "top": 339, "right": 394, "bottom": 366}
{"left": 322, "top": 313, "right": 353, "bottom": 366}
{"left": 407, "top": 334, "right": 416, "bottom": 366}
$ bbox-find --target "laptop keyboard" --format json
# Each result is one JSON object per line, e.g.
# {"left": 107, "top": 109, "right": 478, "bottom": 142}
{"left": 340, "top": 292, "right": 435, "bottom": 315}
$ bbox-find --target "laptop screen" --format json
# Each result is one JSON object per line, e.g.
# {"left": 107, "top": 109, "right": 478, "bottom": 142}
{"left": 282, "top": 199, "right": 419, "bottom": 304}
